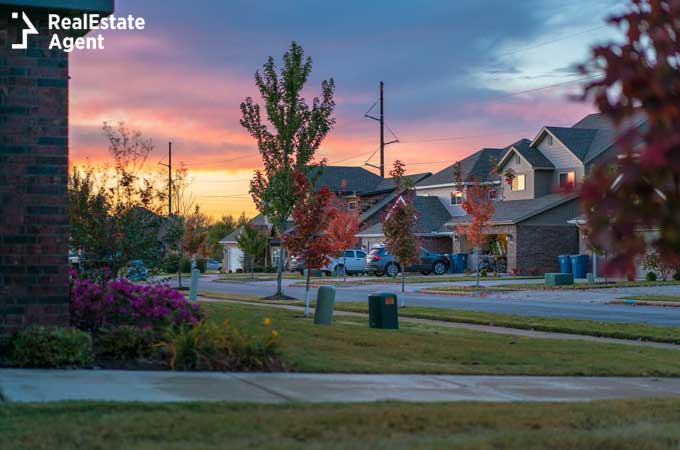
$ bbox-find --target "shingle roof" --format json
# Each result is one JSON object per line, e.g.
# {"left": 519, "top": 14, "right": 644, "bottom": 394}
{"left": 544, "top": 127, "right": 598, "bottom": 161}
{"left": 371, "top": 172, "right": 432, "bottom": 193}
{"left": 501, "top": 138, "right": 554, "bottom": 169}
{"left": 570, "top": 112, "right": 647, "bottom": 163}
{"left": 310, "top": 166, "right": 383, "bottom": 193}
{"left": 220, "top": 226, "right": 244, "bottom": 243}
{"left": 357, "top": 196, "right": 452, "bottom": 237}
{"left": 415, "top": 147, "right": 505, "bottom": 188}
{"left": 445, "top": 193, "right": 578, "bottom": 226}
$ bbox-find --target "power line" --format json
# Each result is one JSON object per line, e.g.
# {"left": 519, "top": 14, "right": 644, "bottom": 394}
{"left": 400, "top": 128, "right": 535, "bottom": 144}
{"left": 493, "top": 25, "right": 607, "bottom": 59}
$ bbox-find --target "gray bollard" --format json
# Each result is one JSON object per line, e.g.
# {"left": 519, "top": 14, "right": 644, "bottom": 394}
{"left": 189, "top": 268, "right": 200, "bottom": 302}
{"left": 314, "top": 285, "right": 336, "bottom": 325}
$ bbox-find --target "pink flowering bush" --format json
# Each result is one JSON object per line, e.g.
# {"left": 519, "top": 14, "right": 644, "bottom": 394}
{"left": 71, "top": 277, "right": 202, "bottom": 332}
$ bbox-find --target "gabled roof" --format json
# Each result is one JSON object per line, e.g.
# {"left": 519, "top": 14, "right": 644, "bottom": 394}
{"left": 445, "top": 193, "right": 579, "bottom": 226}
{"left": 541, "top": 127, "right": 598, "bottom": 161}
{"left": 498, "top": 138, "right": 554, "bottom": 169}
{"left": 219, "top": 226, "right": 244, "bottom": 244}
{"left": 310, "top": 165, "right": 383, "bottom": 193}
{"left": 356, "top": 196, "right": 452, "bottom": 237}
{"left": 415, "top": 147, "right": 505, "bottom": 188}
{"left": 571, "top": 112, "right": 647, "bottom": 163}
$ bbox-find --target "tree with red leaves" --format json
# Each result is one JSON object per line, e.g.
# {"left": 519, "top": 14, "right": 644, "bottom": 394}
{"left": 283, "top": 170, "right": 339, "bottom": 316}
{"left": 579, "top": 0, "right": 680, "bottom": 277}
{"left": 454, "top": 162, "right": 496, "bottom": 287}
{"left": 382, "top": 161, "right": 420, "bottom": 295}
{"left": 327, "top": 199, "right": 360, "bottom": 282}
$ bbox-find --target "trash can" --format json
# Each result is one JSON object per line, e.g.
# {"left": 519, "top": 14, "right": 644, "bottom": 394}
{"left": 314, "top": 285, "right": 336, "bottom": 325}
{"left": 454, "top": 253, "right": 468, "bottom": 273}
{"left": 558, "top": 255, "right": 572, "bottom": 274}
{"left": 368, "top": 292, "right": 399, "bottom": 329}
{"left": 448, "top": 254, "right": 456, "bottom": 274}
{"left": 570, "top": 255, "right": 589, "bottom": 279}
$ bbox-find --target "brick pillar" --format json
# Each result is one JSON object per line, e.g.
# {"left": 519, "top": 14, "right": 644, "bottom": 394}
{"left": 0, "top": 12, "right": 70, "bottom": 334}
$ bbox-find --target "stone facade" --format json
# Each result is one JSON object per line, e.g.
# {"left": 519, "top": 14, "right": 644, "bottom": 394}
{"left": 0, "top": 12, "right": 71, "bottom": 334}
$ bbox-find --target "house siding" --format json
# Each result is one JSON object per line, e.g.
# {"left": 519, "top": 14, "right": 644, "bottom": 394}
{"left": 535, "top": 134, "right": 585, "bottom": 185}
{"left": 521, "top": 198, "right": 582, "bottom": 225}
{"left": 498, "top": 152, "right": 537, "bottom": 201}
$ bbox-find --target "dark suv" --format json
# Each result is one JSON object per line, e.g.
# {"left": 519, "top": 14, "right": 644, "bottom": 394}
{"left": 364, "top": 246, "right": 449, "bottom": 277}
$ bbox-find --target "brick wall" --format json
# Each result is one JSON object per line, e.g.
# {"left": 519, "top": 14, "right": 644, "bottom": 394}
{"left": 0, "top": 12, "right": 70, "bottom": 334}
{"left": 515, "top": 225, "right": 579, "bottom": 274}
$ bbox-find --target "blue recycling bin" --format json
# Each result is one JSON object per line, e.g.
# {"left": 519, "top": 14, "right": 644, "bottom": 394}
{"left": 570, "top": 255, "right": 589, "bottom": 279}
{"left": 558, "top": 255, "right": 572, "bottom": 274}
{"left": 448, "top": 254, "right": 456, "bottom": 274}
{"left": 454, "top": 253, "right": 468, "bottom": 273}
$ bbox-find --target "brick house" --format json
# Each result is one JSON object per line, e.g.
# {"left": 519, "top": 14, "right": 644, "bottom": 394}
{"left": 0, "top": 1, "right": 114, "bottom": 334}
{"left": 365, "top": 112, "right": 646, "bottom": 274}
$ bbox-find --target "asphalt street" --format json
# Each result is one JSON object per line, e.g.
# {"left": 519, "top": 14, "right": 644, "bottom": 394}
{"left": 180, "top": 276, "right": 680, "bottom": 327}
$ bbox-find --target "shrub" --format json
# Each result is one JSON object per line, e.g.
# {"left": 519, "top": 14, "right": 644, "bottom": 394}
{"left": 94, "top": 326, "right": 155, "bottom": 360}
{"left": 646, "top": 271, "right": 658, "bottom": 282}
{"left": 156, "top": 319, "right": 284, "bottom": 371}
{"left": 71, "top": 277, "right": 203, "bottom": 332}
{"left": 674, "top": 271, "right": 680, "bottom": 281}
{"left": 480, "top": 269, "right": 488, "bottom": 277}
{"left": 11, "top": 326, "right": 93, "bottom": 368}
{"left": 162, "top": 253, "right": 180, "bottom": 273}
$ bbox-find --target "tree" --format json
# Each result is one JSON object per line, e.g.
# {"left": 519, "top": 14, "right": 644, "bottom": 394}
{"left": 236, "top": 224, "right": 268, "bottom": 279}
{"left": 382, "top": 161, "right": 420, "bottom": 295}
{"left": 283, "top": 170, "right": 339, "bottom": 316}
{"left": 454, "top": 163, "right": 496, "bottom": 287}
{"left": 182, "top": 205, "right": 210, "bottom": 264}
{"left": 579, "top": 0, "right": 680, "bottom": 276}
{"left": 69, "top": 122, "right": 165, "bottom": 278}
{"left": 241, "top": 41, "right": 336, "bottom": 298}
{"left": 327, "top": 198, "right": 360, "bottom": 282}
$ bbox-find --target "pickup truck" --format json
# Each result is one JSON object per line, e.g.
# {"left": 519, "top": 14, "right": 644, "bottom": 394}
{"left": 293, "top": 249, "right": 368, "bottom": 276}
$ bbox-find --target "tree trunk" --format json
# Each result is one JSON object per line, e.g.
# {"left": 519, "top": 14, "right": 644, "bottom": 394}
{"left": 476, "top": 245, "right": 480, "bottom": 288}
{"left": 275, "top": 217, "right": 286, "bottom": 296}
{"left": 401, "top": 267, "right": 405, "bottom": 293}
{"left": 304, "top": 267, "right": 311, "bottom": 317}
{"left": 343, "top": 254, "right": 347, "bottom": 282}
{"left": 250, "top": 254, "right": 254, "bottom": 279}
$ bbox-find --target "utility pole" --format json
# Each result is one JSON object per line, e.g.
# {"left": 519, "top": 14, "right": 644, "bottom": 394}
{"left": 365, "top": 81, "right": 398, "bottom": 178}
{"left": 159, "top": 142, "right": 183, "bottom": 288}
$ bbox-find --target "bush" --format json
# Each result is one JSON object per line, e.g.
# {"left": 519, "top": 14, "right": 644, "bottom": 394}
{"left": 11, "top": 326, "right": 93, "bottom": 368}
{"left": 162, "top": 253, "right": 180, "bottom": 273}
{"left": 71, "top": 277, "right": 203, "bottom": 332}
{"left": 181, "top": 258, "right": 192, "bottom": 274}
{"left": 480, "top": 269, "right": 488, "bottom": 277}
{"left": 94, "top": 326, "right": 155, "bottom": 360}
{"left": 646, "top": 271, "right": 658, "bottom": 282}
{"left": 156, "top": 320, "right": 284, "bottom": 371}
{"left": 674, "top": 271, "right": 680, "bottom": 281}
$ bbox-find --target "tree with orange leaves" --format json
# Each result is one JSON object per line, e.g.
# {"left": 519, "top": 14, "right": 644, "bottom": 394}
{"left": 283, "top": 170, "right": 340, "bottom": 316}
{"left": 327, "top": 198, "right": 360, "bottom": 282}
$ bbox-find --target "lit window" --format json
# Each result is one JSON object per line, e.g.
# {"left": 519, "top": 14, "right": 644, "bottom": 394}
{"left": 450, "top": 190, "right": 463, "bottom": 205}
{"left": 348, "top": 201, "right": 357, "bottom": 210}
{"left": 559, "top": 172, "right": 575, "bottom": 188}
{"left": 511, "top": 174, "right": 525, "bottom": 191}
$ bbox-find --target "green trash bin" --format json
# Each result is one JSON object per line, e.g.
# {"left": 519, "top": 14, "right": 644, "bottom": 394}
{"left": 314, "top": 285, "right": 336, "bottom": 325}
{"left": 368, "top": 292, "right": 399, "bottom": 329}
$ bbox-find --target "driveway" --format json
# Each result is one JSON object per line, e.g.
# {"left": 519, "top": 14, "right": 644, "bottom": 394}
{"left": 182, "top": 276, "right": 680, "bottom": 327}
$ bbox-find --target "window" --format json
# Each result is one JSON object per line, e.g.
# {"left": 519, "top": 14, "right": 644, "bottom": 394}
{"left": 348, "top": 201, "right": 357, "bottom": 210}
{"left": 357, "top": 251, "right": 366, "bottom": 258}
{"left": 548, "top": 134, "right": 553, "bottom": 146}
{"left": 511, "top": 174, "right": 525, "bottom": 191}
{"left": 343, "top": 250, "right": 355, "bottom": 258}
{"left": 450, "top": 190, "right": 463, "bottom": 205}
{"left": 515, "top": 154, "right": 521, "bottom": 165}
{"left": 559, "top": 171, "right": 575, "bottom": 188}
{"left": 488, "top": 189, "right": 498, "bottom": 200}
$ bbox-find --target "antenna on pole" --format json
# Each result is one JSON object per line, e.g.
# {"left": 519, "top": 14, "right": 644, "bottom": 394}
{"left": 364, "top": 81, "right": 399, "bottom": 178}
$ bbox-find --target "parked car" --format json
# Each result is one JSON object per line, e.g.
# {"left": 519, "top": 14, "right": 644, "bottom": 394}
{"left": 364, "top": 246, "right": 449, "bottom": 277}
{"left": 292, "top": 249, "right": 367, "bottom": 276}
{"left": 322, "top": 249, "right": 367, "bottom": 276}
{"left": 126, "top": 260, "right": 149, "bottom": 281}
{"left": 205, "top": 258, "right": 222, "bottom": 271}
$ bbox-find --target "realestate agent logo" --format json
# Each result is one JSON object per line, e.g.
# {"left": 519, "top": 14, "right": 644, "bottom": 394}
{"left": 11, "top": 12, "right": 38, "bottom": 49}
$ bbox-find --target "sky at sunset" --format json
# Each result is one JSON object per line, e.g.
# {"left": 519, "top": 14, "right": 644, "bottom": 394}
{"left": 69, "top": 0, "right": 628, "bottom": 219}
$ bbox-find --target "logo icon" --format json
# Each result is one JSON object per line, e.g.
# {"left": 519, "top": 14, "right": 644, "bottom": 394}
{"left": 11, "top": 12, "right": 38, "bottom": 50}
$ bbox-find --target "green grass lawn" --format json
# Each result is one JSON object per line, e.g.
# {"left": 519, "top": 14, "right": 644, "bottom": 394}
{"left": 201, "top": 302, "right": 680, "bottom": 376}
{"left": 617, "top": 295, "right": 680, "bottom": 303}
{"left": 3, "top": 399, "right": 680, "bottom": 450}
{"left": 199, "top": 291, "right": 680, "bottom": 345}
{"left": 425, "top": 279, "right": 680, "bottom": 292}
{"left": 292, "top": 275, "right": 542, "bottom": 286}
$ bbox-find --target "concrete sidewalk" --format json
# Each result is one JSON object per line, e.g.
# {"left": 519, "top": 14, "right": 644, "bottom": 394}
{"left": 2, "top": 369, "right": 680, "bottom": 403}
